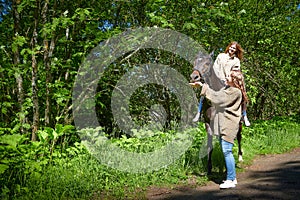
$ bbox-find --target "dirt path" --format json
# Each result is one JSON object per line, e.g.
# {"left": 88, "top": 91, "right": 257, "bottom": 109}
{"left": 146, "top": 147, "right": 300, "bottom": 200}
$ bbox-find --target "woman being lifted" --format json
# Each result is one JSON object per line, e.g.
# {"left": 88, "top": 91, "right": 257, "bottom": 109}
{"left": 193, "top": 41, "right": 250, "bottom": 126}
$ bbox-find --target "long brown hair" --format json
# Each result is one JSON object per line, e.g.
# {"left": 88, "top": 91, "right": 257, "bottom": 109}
{"left": 230, "top": 70, "right": 249, "bottom": 103}
{"left": 225, "top": 41, "right": 244, "bottom": 60}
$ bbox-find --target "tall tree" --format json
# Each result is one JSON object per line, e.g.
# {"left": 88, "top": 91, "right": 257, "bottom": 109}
{"left": 30, "top": 0, "right": 40, "bottom": 141}
{"left": 12, "top": 0, "right": 27, "bottom": 134}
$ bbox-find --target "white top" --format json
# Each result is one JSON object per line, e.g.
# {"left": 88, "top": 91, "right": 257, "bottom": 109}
{"left": 213, "top": 53, "right": 241, "bottom": 83}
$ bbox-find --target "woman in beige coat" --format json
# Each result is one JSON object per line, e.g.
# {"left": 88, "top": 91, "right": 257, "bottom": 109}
{"left": 191, "top": 70, "right": 248, "bottom": 189}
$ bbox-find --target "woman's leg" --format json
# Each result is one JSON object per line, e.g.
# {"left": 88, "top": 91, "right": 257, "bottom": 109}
{"left": 198, "top": 96, "right": 204, "bottom": 113}
{"left": 193, "top": 96, "right": 204, "bottom": 122}
{"left": 242, "top": 102, "right": 250, "bottom": 126}
{"left": 220, "top": 138, "right": 236, "bottom": 181}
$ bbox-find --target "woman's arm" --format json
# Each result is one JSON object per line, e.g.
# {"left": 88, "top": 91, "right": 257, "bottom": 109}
{"left": 190, "top": 82, "right": 241, "bottom": 108}
{"left": 201, "top": 84, "right": 241, "bottom": 108}
{"left": 231, "top": 58, "right": 241, "bottom": 71}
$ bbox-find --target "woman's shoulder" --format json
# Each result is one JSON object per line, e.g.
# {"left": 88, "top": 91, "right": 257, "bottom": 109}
{"left": 218, "top": 53, "right": 227, "bottom": 57}
{"left": 233, "top": 56, "right": 241, "bottom": 61}
{"left": 225, "top": 86, "right": 242, "bottom": 94}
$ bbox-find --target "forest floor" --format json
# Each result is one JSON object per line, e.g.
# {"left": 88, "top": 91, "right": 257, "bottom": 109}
{"left": 146, "top": 147, "right": 300, "bottom": 200}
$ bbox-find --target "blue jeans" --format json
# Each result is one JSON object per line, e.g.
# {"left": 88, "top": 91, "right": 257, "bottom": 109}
{"left": 220, "top": 138, "right": 236, "bottom": 180}
{"left": 242, "top": 110, "right": 247, "bottom": 116}
{"left": 197, "top": 96, "right": 204, "bottom": 113}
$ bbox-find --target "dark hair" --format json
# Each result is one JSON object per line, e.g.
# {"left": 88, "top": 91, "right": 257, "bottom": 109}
{"left": 225, "top": 41, "right": 244, "bottom": 60}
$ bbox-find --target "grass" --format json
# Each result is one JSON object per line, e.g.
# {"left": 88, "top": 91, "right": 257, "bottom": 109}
{"left": 239, "top": 116, "right": 300, "bottom": 165}
{"left": 2, "top": 115, "right": 300, "bottom": 200}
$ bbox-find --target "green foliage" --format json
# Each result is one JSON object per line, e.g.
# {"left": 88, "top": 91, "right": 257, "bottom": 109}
{"left": 1, "top": 116, "right": 299, "bottom": 199}
{"left": 241, "top": 115, "right": 300, "bottom": 160}
{"left": 0, "top": 132, "right": 26, "bottom": 175}
{"left": 0, "top": 124, "right": 81, "bottom": 199}
{"left": 0, "top": 0, "right": 299, "bottom": 134}
{"left": 0, "top": 0, "right": 299, "bottom": 199}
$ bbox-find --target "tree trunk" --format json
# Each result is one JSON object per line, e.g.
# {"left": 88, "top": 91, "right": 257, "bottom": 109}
{"left": 12, "top": 0, "right": 26, "bottom": 134}
{"left": 42, "top": 0, "right": 53, "bottom": 126}
{"left": 43, "top": 0, "right": 58, "bottom": 126}
{"left": 31, "top": 0, "right": 40, "bottom": 141}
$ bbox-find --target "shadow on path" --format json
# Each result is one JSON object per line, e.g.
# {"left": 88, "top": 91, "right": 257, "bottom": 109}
{"left": 147, "top": 147, "right": 300, "bottom": 200}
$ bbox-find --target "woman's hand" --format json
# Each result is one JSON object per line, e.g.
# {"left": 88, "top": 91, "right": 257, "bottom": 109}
{"left": 189, "top": 82, "right": 203, "bottom": 87}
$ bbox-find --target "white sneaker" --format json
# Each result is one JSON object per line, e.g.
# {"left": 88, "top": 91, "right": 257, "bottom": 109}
{"left": 192, "top": 112, "right": 200, "bottom": 122}
{"left": 220, "top": 180, "right": 236, "bottom": 189}
{"left": 223, "top": 178, "right": 237, "bottom": 185}
{"left": 244, "top": 115, "right": 251, "bottom": 127}
{"left": 238, "top": 155, "right": 243, "bottom": 162}
{"left": 233, "top": 178, "right": 238, "bottom": 185}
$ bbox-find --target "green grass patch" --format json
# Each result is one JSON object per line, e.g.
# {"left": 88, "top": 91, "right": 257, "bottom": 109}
{"left": 239, "top": 115, "right": 300, "bottom": 165}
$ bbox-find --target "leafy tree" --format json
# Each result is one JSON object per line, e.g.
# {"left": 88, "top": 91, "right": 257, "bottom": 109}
{"left": 0, "top": 0, "right": 298, "bottom": 137}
